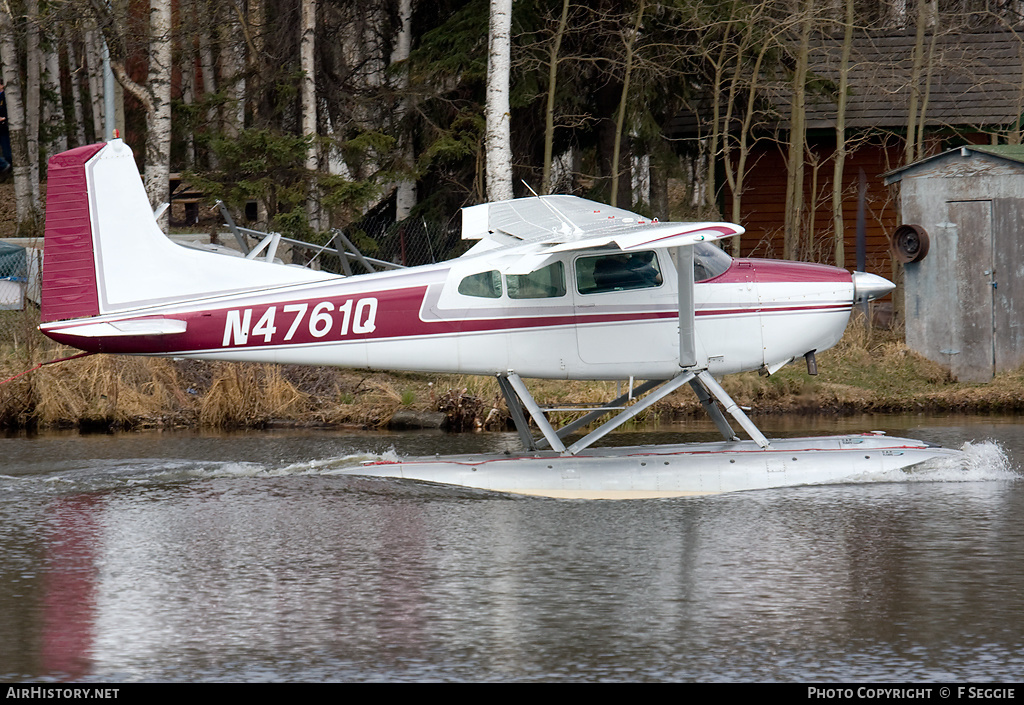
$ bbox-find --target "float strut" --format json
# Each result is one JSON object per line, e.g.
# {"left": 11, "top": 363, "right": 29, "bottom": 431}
{"left": 502, "top": 373, "right": 566, "bottom": 453}
{"left": 695, "top": 370, "right": 771, "bottom": 449}
{"left": 688, "top": 378, "right": 740, "bottom": 442}
{"left": 496, "top": 374, "right": 538, "bottom": 451}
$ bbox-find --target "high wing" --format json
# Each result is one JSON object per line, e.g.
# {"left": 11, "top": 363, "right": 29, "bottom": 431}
{"left": 460, "top": 195, "right": 743, "bottom": 274}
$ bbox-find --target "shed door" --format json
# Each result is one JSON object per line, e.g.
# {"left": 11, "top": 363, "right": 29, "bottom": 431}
{"left": 991, "top": 199, "right": 1024, "bottom": 373}
{"left": 948, "top": 200, "right": 994, "bottom": 382}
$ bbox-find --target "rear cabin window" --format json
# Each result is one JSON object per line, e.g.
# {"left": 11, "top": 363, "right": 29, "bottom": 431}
{"left": 458, "top": 270, "right": 502, "bottom": 298}
{"left": 507, "top": 261, "right": 566, "bottom": 299}
{"left": 576, "top": 251, "right": 662, "bottom": 294}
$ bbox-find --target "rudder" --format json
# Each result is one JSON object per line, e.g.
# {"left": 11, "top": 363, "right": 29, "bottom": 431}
{"left": 40, "top": 143, "right": 105, "bottom": 322}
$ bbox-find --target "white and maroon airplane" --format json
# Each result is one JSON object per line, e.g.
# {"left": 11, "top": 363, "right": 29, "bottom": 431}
{"left": 37, "top": 139, "right": 963, "bottom": 497}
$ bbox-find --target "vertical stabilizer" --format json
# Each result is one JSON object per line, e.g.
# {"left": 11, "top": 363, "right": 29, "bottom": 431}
{"left": 40, "top": 143, "right": 105, "bottom": 322}
{"left": 40, "top": 140, "right": 336, "bottom": 324}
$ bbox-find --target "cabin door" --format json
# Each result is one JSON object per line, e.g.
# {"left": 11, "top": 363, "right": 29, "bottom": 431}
{"left": 571, "top": 250, "right": 678, "bottom": 365}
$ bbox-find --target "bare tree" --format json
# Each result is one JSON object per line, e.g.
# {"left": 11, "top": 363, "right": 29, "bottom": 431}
{"left": 831, "top": 0, "right": 854, "bottom": 267}
{"left": 904, "top": 0, "right": 937, "bottom": 165}
{"left": 541, "top": 0, "right": 571, "bottom": 196}
{"left": 609, "top": 0, "right": 644, "bottom": 208}
{"left": 784, "top": 0, "right": 815, "bottom": 261}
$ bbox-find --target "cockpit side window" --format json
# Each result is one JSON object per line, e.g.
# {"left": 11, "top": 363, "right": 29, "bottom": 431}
{"left": 576, "top": 250, "right": 662, "bottom": 294}
{"left": 507, "top": 261, "right": 566, "bottom": 299}
{"left": 457, "top": 270, "right": 502, "bottom": 298}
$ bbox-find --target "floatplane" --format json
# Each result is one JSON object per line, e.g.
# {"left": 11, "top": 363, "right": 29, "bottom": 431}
{"left": 38, "top": 139, "right": 963, "bottom": 498}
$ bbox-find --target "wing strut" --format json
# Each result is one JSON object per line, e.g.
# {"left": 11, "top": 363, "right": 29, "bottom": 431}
{"left": 677, "top": 245, "right": 696, "bottom": 368}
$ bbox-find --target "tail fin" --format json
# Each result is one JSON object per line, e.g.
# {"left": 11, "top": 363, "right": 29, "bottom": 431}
{"left": 41, "top": 140, "right": 334, "bottom": 323}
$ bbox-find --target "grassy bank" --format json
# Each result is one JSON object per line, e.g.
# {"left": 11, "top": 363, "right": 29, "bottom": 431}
{"left": 2, "top": 308, "right": 1023, "bottom": 432}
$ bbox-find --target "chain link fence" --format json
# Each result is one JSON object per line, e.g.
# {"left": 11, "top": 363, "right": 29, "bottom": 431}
{"left": 346, "top": 210, "right": 471, "bottom": 270}
{"left": 0, "top": 241, "right": 28, "bottom": 311}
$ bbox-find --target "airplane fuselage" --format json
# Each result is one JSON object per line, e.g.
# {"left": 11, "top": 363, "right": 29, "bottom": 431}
{"left": 41, "top": 247, "right": 855, "bottom": 380}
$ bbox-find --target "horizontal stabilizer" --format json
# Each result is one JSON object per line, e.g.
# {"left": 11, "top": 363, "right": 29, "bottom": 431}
{"left": 46, "top": 318, "right": 188, "bottom": 339}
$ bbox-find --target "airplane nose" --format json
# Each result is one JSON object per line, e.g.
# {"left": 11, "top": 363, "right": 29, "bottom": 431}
{"left": 852, "top": 271, "right": 895, "bottom": 303}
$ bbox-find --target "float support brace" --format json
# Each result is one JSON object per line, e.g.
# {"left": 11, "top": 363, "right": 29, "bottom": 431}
{"left": 565, "top": 371, "right": 696, "bottom": 455}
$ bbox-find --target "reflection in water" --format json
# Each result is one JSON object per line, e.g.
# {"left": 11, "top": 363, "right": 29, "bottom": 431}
{"left": 0, "top": 416, "right": 1022, "bottom": 682}
{"left": 42, "top": 496, "right": 101, "bottom": 680}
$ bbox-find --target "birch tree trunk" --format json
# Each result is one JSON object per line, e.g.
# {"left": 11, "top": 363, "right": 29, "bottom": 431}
{"left": 485, "top": 0, "right": 513, "bottom": 202}
{"left": 301, "top": 0, "right": 319, "bottom": 230}
{"left": 0, "top": 1, "right": 38, "bottom": 234}
{"left": 393, "top": 0, "right": 416, "bottom": 220}
{"left": 220, "top": 5, "right": 245, "bottom": 139}
{"left": 85, "top": 25, "right": 104, "bottom": 142}
{"left": 44, "top": 44, "right": 67, "bottom": 153}
{"left": 197, "top": 12, "right": 218, "bottom": 168}
{"left": 66, "top": 29, "right": 87, "bottom": 147}
{"left": 25, "top": 0, "right": 40, "bottom": 206}
{"left": 97, "top": 0, "right": 172, "bottom": 229}
{"left": 145, "top": 0, "right": 172, "bottom": 230}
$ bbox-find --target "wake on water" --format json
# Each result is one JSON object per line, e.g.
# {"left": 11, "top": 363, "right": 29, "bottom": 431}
{"left": 842, "top": 440, "right": 1018, "bottom": 485}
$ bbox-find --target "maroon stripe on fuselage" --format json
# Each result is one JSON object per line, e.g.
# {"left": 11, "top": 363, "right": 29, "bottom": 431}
{"left": 42, "top": 280, "right": 853, "bottom": 356}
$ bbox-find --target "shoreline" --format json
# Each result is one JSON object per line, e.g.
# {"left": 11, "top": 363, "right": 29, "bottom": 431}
{"left": 3, "top": 316, "right": 1024, "bottom": 433}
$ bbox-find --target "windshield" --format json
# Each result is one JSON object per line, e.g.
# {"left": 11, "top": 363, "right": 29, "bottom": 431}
{"left": 693, "top": 242, "right": 732, "bottom": 282}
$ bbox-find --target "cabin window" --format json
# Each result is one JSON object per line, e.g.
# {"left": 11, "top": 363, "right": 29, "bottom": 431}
{"left": 458, "top": 270, "right": 502, "bottom": 298}
{"left": 507, "top": 261, "right": 566, "bottom": 299}
{"left": 693, "top": 242, "right": 732, "bottom": 282}
{"left": 576, "top": 250, "right": 662, "bottom": 294}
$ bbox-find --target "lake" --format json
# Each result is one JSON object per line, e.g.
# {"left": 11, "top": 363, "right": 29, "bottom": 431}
{"left": 1, "top": 414, "right": 1021, "bottom": 682}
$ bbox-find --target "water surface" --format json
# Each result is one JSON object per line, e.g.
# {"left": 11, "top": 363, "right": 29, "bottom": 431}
{"left": 0, "top": 415, "right": 1021, "bottom": 682}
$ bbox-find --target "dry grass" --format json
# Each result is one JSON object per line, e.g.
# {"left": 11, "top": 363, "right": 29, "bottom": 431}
{"left": 199, "top": 363, "right": 309, "bottom": 428}
{"left": 27, "top": 352, "right": 197, "bottom": 428}
{"left": 4, "top": 308, "right": 1024, "bottom": 431}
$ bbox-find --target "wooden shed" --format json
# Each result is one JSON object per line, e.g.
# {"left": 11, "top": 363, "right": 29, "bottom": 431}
{"left": 884, "top": 145, "right": 1024, "bottom": 382}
